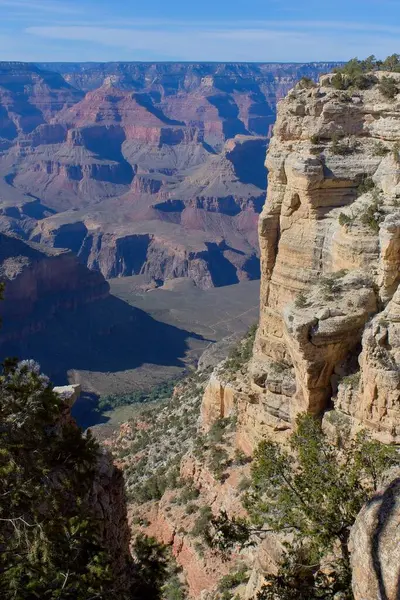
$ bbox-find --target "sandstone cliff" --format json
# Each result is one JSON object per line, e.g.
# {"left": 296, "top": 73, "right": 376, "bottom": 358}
{"left": 143, "top": 69, "right": 400, "bottom": 598}
{"left": 350, "top": 469, "right": 400, "bottom": 600}
{"left": 203, "top": 71, "right": 400, "bottom": 450}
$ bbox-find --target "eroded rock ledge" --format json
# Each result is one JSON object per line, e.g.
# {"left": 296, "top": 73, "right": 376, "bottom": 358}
{"left": 118, "top": 71, "right": 400, "bottom": 600}
{"left": 203, "top": 71, "right": 400, "bottom": 451}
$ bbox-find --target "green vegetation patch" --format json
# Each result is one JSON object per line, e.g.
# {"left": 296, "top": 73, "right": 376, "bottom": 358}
{"left": 206, "top": 414, "right": 400, "bottom": 599}
{"left": 379, "top": 76, "right": 399, "bottom": 99}
{"left": 98, "top": 378, "right": 179, "bottom": 412}
{"left": 223, "top": 324, "right": 258, "bottom": 377}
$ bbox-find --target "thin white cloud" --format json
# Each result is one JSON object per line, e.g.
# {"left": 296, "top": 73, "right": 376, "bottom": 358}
{"left": 22, "top": 17, "right": 400, "bottom": 35}
{"left": 23, "top": 23, "right": 400, "bottom": 62}
{"left": 0, "top": 0, "right": 80, "bottom": 14}
{"left": 23, "top": 18, "right": 400, "bottom": 38}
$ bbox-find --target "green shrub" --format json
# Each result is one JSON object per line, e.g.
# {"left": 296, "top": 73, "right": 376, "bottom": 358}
{"left": 186, "top": 503, "right": 198, "bottom": 515}
{"left": 194, "top": 541, "right": 205, "bottom": 557}
{"left": 209, "top": 446, "right": 230, "bottom": 481}
{"left": 165, "top": 466, "right": 183, "bottom": 490}
{"left": 359, "top": 201, "right": 383, "bottom": 232}
{"left": 191, "top": 506, "right": 213, "bottom": 540}
{"left": 234, "top": 448, "right": 250, "bottom": 466}
{"left": 331, "top": 57, "right": 378, "bottom": 90}
{"left": 131, "top": 535, "right": 169, "bottom": 600}
{"left": 208, "top": 414, "right": 400, "bottom": 599}
{"left": 381, "top": 53, "right": 400, "bottom": 72}
{"left": 224, "top": 324, "right": 257, "bottom": 375}
{"left": 133, "top": 473, "right": 168, "bottom": 503}
{"left": 341, "top": 372, "right": 361, "bottom": 387}
{"left": 209, "top": 418, "right": 229, "bottom": 443}
{"left": 357, "top": 176, "right": 375, "bottom": 196}
{"left": 372, "top": 141, "right": 390, "bottom": 156}
{"left": 193, "top": 436, "right": 207, "bottom": 460}
{"left": 294, "top": 292, "right": 308, "bottom": 308}
{"left": 320, "top": 272, "right": 346, "bottom": 300}
{"left": 162, "top": 574, "right": 186, "bottom": 600}
{"left": 218, "top": 566, "right": 249, "bottom": 592}
{"left": 331, "top": 72, "right": 345, "bottom": 90}
{"left": 299, "top": 76, "right": 316, "bottom": 89}
{"left": 338, "top": 212, "right": 353, "bottom": 226}
{"left": 238, "top": 476, "right": 252, "bottom": 492}
{"left": 379, "top": 76, "right": 398, "bottom": 99}
{"left": 310, "top": 134, "right": 320, "bottom": 144}
{"left": 179, "top": 485, "right": 200, "bottom": 504}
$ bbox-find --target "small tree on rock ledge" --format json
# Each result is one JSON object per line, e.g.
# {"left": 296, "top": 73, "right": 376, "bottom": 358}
{"left": 207, "top": 415, "right": 399, "bottom": 599}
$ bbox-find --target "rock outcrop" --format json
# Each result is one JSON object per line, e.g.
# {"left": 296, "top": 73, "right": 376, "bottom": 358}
{"left": 202, "top": 71, "right": 400, "bottom": 450}
{"left": 51, "top": 383, "right": 134, "bottom": 590}
{"left": 350, "top": 471, "right": 400, "bottom": 600}
{"left": 0, "top": 61, "right": 340, "bottom": 288}
{"left": 116, "top": 69, "right": 400, "bottom": 600}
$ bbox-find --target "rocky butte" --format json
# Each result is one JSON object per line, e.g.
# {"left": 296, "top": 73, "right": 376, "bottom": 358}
{"left": 0, "top": 61, "right": 339, "bottom": 288}
{"left": 110, "top": 66, "right": 400, "bottom": 599}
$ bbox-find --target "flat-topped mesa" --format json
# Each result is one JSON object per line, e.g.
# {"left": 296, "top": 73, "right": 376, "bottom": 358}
{"left": 202, "top": 71, "right": 400, "bottom": 451}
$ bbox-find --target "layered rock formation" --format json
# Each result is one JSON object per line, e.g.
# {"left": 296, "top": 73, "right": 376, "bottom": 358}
{"left": 171, "top": 70, "right": 400, "bottom": 598}
{"left": 0, "top": 61, "right": 339, "bottom": 288}
{"left": 103, "top": 66, "right": 400, "bottom": 600}
{"left": 202, "top": 71, "right": 400, "bottom": 450}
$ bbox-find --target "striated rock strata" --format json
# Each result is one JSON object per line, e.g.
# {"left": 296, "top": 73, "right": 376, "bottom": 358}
{"left": 0, "top": 61, "right": 339, "bottom": 288}
{"left": 350, "top": 470, "right": 400, "bottom": 600}
{"left": 202, "top": 71, "right": 400, "bottom": 449}
{"left": 189, "top": 70, "right": 400, "bottom": 598}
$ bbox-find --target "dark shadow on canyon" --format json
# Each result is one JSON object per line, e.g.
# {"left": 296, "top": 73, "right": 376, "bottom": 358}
{"left": 71, "top": 391, "right": 110, "bottom": 430}
{"left": 1, "top": 293, "right": 210, "bottom": 388}
{"left": 368, "top": 477, "right": 400, "bottom": 600}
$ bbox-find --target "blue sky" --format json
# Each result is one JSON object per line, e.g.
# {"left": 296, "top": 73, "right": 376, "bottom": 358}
{"left": 1, "top": 0, "right": 400, "bottom": 62}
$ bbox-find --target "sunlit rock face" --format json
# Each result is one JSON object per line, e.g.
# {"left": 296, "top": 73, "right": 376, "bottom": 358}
{"left": 201, "top": 72, "right": 400, "bottom": 451}
{"left": 0, "top": 61, "right": 339, "bottom": 288}
{"left": 350, "top": 471, "right": 400, "bottom": 600}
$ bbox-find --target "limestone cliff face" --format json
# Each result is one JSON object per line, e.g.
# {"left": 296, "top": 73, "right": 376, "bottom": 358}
{"left": 118, "top": 72, "right": 400, "bottom": 599}
{"left": 203, "top": 71, "right": 400, "bottom": 450}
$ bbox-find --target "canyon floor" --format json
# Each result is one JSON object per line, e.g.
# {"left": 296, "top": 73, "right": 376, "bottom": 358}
{"left": 65, "top": 277, "right": 259, "bottom": 429}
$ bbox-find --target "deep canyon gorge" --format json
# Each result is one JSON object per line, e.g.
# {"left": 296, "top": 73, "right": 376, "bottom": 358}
{"left": 0, "top": 61, "right": 339, "bottom": 288}
{"left": 1, "top": 58, "right": 400, "bottom": 600}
